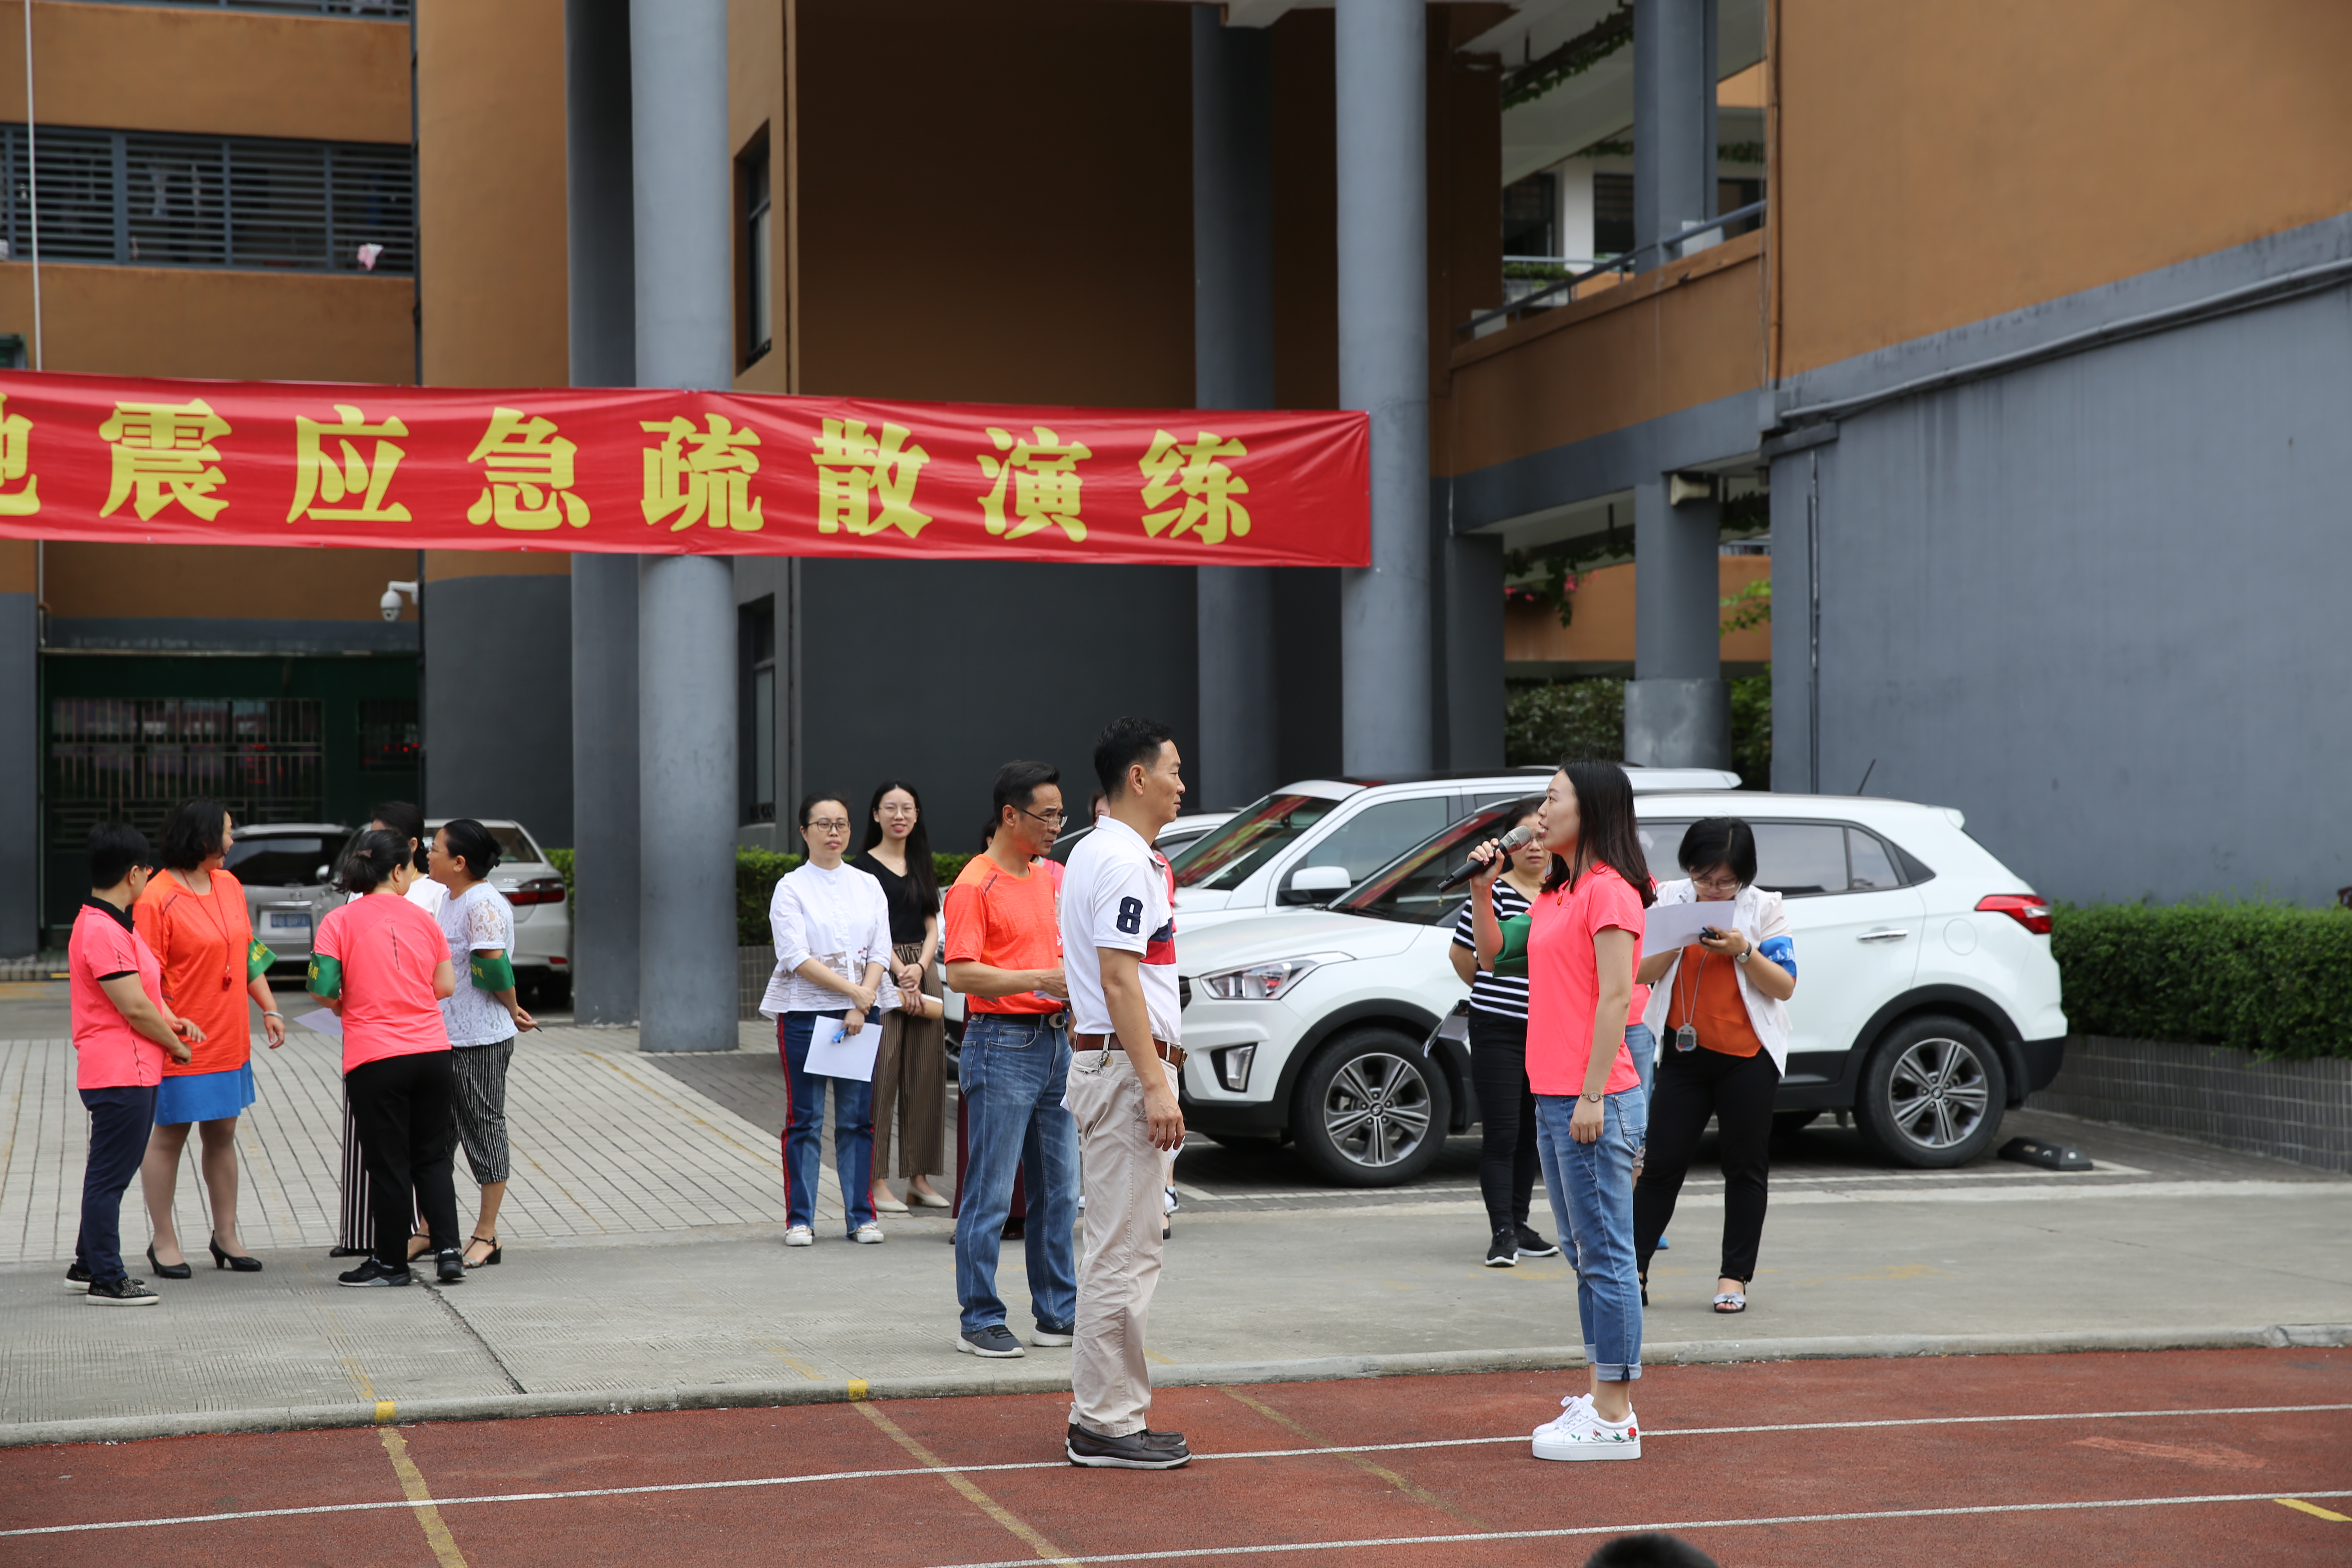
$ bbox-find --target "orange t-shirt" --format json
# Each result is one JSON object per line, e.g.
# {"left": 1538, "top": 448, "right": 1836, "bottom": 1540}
{"left": 133, "top": 869, "right": 253, "bottom": 1077}
{"left": 942, "top": 853, "right": 1062, "bottom": 1015}
{"left": 1662, "top": 943, "right": 1764, "bottom": 1058}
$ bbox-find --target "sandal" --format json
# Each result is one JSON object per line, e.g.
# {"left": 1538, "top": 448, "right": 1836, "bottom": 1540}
{"left": 464, "top": 1233, "right": 502, "bottom": 1269}
{"left": 405, "top": 1231, "right": 433, "bottom": 1261}
{"left": 1712, "top": 1291, "right": 1746, "bottom": 1314}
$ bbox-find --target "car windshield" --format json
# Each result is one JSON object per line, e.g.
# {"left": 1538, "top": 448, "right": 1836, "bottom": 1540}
{"left": 433, "top": 822, "right": 545, "bottom": 866}
{"left": 1169, "top": 793, "right": 1339, "bottom": 890}
{"left": 224, "top": 833, "right": 347, "bottom": 887}
{"left": 1333, "top": 798, "right": 1541, "bottom": 925}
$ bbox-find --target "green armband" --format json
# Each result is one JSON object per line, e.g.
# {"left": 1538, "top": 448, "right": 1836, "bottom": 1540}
{"left": 307, "top": 954, "right": 343, "bottom": 1000}
{"left": 471, "top": 952, "right": 516, "bottom": 993}
{"left": 248, "top": 939, "right": 278, "bottom": 981}
{"left": 1492, "top": 914, "right": 1534, "bottom": 978}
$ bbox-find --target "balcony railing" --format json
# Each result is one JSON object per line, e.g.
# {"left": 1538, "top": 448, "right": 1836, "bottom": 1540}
{"left": 1463, "top": 198, "right": 1766, "bottom": 338}
{"left": 51, "top": 0, "right": 411, "bottom": 16}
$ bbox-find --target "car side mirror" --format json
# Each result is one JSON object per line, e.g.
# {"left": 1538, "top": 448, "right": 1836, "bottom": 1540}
{"left": 1281, "top": 864, "right": 1354, "bottom": 905}
{"left": 314, "top": 864, "right": 330, "bottom": 884}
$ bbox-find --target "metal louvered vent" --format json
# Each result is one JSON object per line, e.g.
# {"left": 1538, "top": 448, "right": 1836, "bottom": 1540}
{"left": 2, "top": 125, "right": 413, "bottom": 276}
{"left": 49, "top": 2, "right": 410, "bottom": 16}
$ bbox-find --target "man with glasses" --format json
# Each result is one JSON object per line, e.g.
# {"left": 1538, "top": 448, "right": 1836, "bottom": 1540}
{"left": 942, "top": 760, "right": 1078, "bottom": 1359}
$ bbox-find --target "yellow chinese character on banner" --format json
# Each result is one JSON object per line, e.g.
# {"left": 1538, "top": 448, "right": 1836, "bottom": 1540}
{"left": 1140, "top": 430, "right": 1251, "bottom": 545}
{"left": 977, "top": 426, "right": 1091, "bottom": 543}
{"left": 465, "top": 408, "right": 588, "bottom": 530}
{"left": 289, "top": 405, "right": 411, "bottom": 523}
{"left": 98, "top": 399, "right": 230, "bottom": 521}
{"left": 810, "top": 417, "right": 931, "bottom": 537}
{"left": 641, "top": 414, "right": 763, "bottom": 532}
{"left": 0, "top": 394, "right": 38, "bottom": 517}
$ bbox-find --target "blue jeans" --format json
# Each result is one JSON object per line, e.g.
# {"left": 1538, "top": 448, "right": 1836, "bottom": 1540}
{"left": 779, "top": 1011, "right": 877, "bottom": 1235}
{"left": 1628, "top": 1020, "right": 1656, "bottom": 1097}
{"left": 955, "top": 1012, "right": 1078, "bottom": 1337}
{"left": 1534, "top": 1027, "right": 1651, "bottom": 1382}
{"left": 78, "top": 1085, "right": 156, "bottom": 1283}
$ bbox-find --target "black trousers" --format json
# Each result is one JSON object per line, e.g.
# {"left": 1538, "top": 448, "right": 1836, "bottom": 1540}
{"left": 77, "top": 1084, "right": 158, "bottom": 1283}
{"left": 346, "top": 1051, "right": 461, "bottom": 1268}
{"left": 1468, "top": 1009, "right": 1539, "bottom": 1236}
{"left": 1634, "top": 1043, "right": 1780, "bottom": 1285}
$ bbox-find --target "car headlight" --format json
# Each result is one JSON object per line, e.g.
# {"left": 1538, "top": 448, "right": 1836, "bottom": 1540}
{"left": 1195, "top": 952, "right": 1349, "bottom": 1002}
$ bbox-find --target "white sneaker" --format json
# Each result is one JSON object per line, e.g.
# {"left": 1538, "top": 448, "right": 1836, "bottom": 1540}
{"left": 851, "top": 1222, "right": 886, "bottom": 1245}
{"left": 1532, "top": 1394, "right": 1640, "bottom": 1461}
{"left": 783, "top": 1225, "right": 815, "bottom": 1247}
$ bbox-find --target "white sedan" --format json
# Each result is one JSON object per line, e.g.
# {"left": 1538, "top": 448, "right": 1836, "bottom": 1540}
{"left": 1173, "top": 790, "right": 2067, "bottom": 1183}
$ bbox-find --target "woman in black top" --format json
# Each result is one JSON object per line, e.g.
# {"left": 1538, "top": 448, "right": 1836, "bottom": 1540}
{"left": 852, "top": 780, "right": 949, "bottom": 1212}
{"left": 1448, "top": 804, "right": 1561, "bottom": 1268}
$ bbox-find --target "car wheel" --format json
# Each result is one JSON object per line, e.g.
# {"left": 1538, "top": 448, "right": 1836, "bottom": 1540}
{"left": 1854, "top": 1014, "right": 2008, "bottom": 1169}
{"left": 1291, "top": 1029, "right": 1452, "bottom": 1188}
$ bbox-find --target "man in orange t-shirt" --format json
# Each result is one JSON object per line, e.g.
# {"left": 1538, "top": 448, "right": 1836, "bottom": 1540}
{"left": 942, "top": 760, "right": 1078, "bottom": 1360}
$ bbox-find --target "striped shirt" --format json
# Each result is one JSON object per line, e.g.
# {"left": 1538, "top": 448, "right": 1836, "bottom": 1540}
{"left": 1452, "top": 879, "right": 1535, "bottom": 1020}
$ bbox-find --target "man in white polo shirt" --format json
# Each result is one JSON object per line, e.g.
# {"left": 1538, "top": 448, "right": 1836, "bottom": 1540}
{"left": 1058, "top": 716, "right": 1189, "bottom": 1469}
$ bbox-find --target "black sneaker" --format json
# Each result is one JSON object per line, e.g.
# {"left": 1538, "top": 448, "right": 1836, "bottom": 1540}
{"left": 338, "top": 1257, "right": 413, "bottom": 1288}
{"left": 63, "top": 1262, "right": 91, "bottom": 1292}
{"left": 1515, "top": 1224, "right": 1559, "bottom": 1259}
{"left": 1067, "top": 1424, "right": 1190, "bottom": 1469}
{"left": 1485, "top": 1228, "right": 1519, "bottom": 1267}
{"left": 87, "top": 1276, "right": 160, "bottom": 1306}
{"left": 1032, "top": 1323, "right": 1075, "bottom": 1347}
{"left": 435, "top": 1249, "right": 466, "bottom": 1285}
{"left": 956, "top": 1323, "right": 1026, "bottom": 1358}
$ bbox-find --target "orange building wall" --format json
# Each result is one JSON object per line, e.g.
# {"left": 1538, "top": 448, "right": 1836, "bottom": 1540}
{"left": 0, "top": 538, "right": 32, "bottom": 593}
{"left": 1776, "top": 0, "right": 2352, "bottom": 376}
{"left": 731, "top": 0, "right": 790, "bottom": 395}
{"left": 0, "top": 0, "right": 411, "bottom": 144}
{"left": 1446, "top": 234, "right": 1764, "bottom": 475}
{"left": 0, "top": 264, "right": 413, "bottom": 382}
{"left": 42, "top": 541, "right": 421, "bottom": 622}
{"left": 1504, "top": 556, "right": 1772, "bottom": 669}
{"left": 417, "top": 0, "right": 568, "bottom": 392}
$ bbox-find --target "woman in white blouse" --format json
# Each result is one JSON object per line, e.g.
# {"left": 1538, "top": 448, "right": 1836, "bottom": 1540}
{"left": 761, "top": 793, "right": 896, "bottom": 1247}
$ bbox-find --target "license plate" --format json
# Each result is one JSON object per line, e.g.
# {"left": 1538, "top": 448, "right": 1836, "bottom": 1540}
{"left": 267, "top": 912, "right": 312, "bottom": 931}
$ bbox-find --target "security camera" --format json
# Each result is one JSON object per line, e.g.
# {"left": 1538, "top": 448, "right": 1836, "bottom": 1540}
{"left": 381, "top": 580, "right": 419, "bottom": 623}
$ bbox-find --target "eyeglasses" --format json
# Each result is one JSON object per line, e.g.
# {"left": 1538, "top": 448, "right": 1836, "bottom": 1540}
{"left": 1690, "top": 872, "right": 1744, "bottom": 894}
{"left": 806, "top": 819, "right": 851, "bottom": 833}
{"left": 1016, "top": 806, "right": 1067, "bottom": 829}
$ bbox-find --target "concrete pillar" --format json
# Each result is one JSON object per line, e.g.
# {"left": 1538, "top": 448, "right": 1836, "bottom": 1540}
{"left": 1192, "top": 6, "right": 1278, "bottom": 809}
{"left": 1336, "top": 0, "right": 1432, "bottom": 775}
{"left": 1632, "top": 0, "right": 1711, "bottom": 272}
{"left": 1625, "top": 475, "right": 1729, "bottom": 768}
{"left": 631, "top": 0, "right": 738, "bottom": 1052}
{"left": 566, "top": 0, "right": 641, "bottom": 1025}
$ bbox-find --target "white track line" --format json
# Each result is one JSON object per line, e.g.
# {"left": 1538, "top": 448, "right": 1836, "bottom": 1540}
{"left": 914, "top": 1490, "right": 2352, "bottom": 1568}
{"left": 4, "top": 1403, "right": 2348, "bottom": 1539}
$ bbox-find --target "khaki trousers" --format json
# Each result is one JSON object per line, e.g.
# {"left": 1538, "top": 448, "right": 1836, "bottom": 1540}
{"left": 1065, "top": 1050, "right": 1167, "bottom": 1438}
{"left": 872, "top": 946, "right": 946, "bottom": 1179}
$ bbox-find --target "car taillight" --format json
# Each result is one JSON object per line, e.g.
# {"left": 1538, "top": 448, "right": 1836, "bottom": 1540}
{"left": 1976, "top": 893, "right": 2052, "bottom": 935}
{"left": 506, "top": 878, "right": 568, "bottom": 906}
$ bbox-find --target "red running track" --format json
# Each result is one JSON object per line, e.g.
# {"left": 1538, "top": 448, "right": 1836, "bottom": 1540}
{"left": 3, "top": 1348, "right": 2348, "bottom": 1568}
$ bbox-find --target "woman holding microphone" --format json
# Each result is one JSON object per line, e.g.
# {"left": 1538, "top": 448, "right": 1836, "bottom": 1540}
{"left": 1470, "top": 760, "right": 1653, "bottom": 1463}
{"left": 1633, "top": 817, "right": 1797, "bottom": 1315}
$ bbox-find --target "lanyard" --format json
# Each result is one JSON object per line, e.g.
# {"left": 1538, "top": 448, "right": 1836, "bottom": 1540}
{"left": 169, "top": 873, "right": 239, "bottom": 994}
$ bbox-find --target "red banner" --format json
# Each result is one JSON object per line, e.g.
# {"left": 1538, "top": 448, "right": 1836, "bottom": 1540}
{"left": 0, "top": 370, "right": 1370, "bottom": 568}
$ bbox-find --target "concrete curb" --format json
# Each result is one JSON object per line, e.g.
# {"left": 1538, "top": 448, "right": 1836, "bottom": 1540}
{"left": 5, "top": 1322, "right": 2345, "bottom": 1450}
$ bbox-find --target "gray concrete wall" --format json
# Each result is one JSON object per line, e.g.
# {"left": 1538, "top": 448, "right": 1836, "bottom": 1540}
{"left": 0, "top": 594, "right": 33, "bottom": 956}
{"left": 423, "top": 574, "right": 575, "bottom": 845}
{"left": 1772, "top": 217, "right": 2352, "bottom": 906}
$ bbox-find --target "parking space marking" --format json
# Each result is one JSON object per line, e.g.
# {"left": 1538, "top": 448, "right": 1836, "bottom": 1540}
{"left": 6, "top": 1402, "right": 2345, "bottom": 1539}
{"left": 912, "top": 1490, "right": 2352, "bottom": 1568}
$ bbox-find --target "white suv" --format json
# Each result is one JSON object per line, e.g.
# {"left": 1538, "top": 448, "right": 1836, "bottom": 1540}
{"left": 1174, "top": 790, "right": 2066, "bottom": 1183}
{"left": 1169, "top": 768, "right": 1741, "bottom": 933}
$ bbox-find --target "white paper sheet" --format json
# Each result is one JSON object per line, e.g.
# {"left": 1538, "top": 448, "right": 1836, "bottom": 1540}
{"left": 1642, "top": 900, "right": 1735, "bottom": 956}
{"left": 295, "top": 1008, "right": 344, "bottom": 1038}
{"left": 802, "top": 1013, "right": 881, "bottom": 1082}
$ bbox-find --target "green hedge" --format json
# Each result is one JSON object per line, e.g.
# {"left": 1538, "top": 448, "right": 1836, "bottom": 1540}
{"left": 2051, "top": 901, "right": 2352, "bottom": 1060}
{"left": 734, "top": 849, "right": 973, "bottom": 947}
{"left": 1502, "top": 673, "right": 1772, "bottom": 788}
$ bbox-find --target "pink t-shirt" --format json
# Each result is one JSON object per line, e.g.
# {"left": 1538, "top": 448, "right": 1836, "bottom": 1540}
{"left": 313, "top": 894, "right": 452, "bottom": 1072}
{"left": 1525, "top": 862, "right": 1646, "bottom": 1098}
{"left": 68, "top": 901, "right": 171, "bottom": 1090}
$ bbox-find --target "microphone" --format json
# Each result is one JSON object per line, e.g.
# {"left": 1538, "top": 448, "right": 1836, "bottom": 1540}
{"left": 1437, "top": 824, "right": 1537, "bottom": 893}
